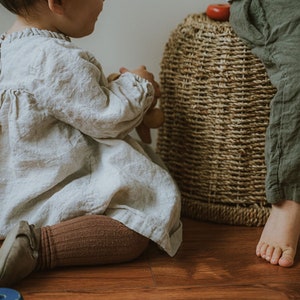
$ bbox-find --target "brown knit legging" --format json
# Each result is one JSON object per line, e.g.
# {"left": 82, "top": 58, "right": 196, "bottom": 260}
{"left": 37, "top": 215, "right": 149, "bottom": 270}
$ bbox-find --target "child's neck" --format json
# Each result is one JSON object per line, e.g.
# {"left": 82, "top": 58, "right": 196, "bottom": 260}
{"left": 7, "top": 16, "right": 58, "bottom": 35}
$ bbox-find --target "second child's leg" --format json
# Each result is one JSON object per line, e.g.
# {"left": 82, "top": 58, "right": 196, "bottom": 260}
{"left": 230, "top": 0, "right": 300, "bottom": 267}
{"left": 256, "top": 200, "right": 300, "bottom": 267}
{"left": 256, "top": 0, "right": 300, "bottom": 267}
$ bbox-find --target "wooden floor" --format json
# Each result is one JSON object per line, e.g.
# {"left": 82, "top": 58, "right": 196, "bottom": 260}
{"left": 8, "top": 218, "right": 300, "bottom": 299}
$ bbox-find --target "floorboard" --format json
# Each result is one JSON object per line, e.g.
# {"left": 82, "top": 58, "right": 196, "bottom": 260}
{"left": 2, "top": 218, "right": 299, "bottom": 299}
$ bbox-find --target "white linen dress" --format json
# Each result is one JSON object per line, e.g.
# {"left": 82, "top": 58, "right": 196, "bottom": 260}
{"left": 0, "top": 28, "right": 182, "bottom": 257}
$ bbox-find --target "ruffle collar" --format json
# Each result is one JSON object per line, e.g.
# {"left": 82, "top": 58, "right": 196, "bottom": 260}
{"left": 0, "top": 28, "right": 71, "bottom": 44}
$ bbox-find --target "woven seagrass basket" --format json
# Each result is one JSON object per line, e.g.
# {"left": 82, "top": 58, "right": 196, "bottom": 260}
{"left": 157, "top": 13, "right": 277, "bottom": 226}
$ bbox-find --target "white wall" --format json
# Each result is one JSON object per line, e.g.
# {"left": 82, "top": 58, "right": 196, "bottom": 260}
{"left": 0, "top": 0, "right": 227, "bottom": 145}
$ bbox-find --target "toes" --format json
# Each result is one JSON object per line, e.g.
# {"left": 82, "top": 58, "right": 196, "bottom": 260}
{"left": 256, "top": 241, "right": 264, "bottom": 257}
{"left": 278, "top": 249, "right": 295, "bottom": 268}
{"left": 256, "top": 245, "right": 261, "bottom": 257}
{"left": 270, "top": 247, "right": 282, "bottom": 265}
{"left": 265, "top": 246, "right": 275, "bottom": 262}
{"left": 258, "top": 245, "right": 295, "bottom": 267}
{"left": 257, "top": 242, "right": 268, "bottom": 259}
{"left": 256, "top": 240, "right": 296, "bottom": 267}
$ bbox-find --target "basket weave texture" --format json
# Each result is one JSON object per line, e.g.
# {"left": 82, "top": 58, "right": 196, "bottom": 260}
{"left": 157, "top": 13, "right": 277, "bottom": 226}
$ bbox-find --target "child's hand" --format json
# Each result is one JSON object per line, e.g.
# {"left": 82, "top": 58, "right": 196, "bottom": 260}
{"left": 120, "top": 66, "right": 164, "bottom": 143}
{"left": 119, "top": 66, "right": 161, "bottom": 99}
{"left": 108, "top": 66, "right": 164, "bottom": 144}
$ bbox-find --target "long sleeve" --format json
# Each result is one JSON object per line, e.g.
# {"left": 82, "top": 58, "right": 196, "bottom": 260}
{"left": 30, "top": 41, "right": 154, "bottom": 139}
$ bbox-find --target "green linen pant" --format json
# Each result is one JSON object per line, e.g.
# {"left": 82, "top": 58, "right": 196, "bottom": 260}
{"left": 229, "top": 0, "right": 300, "bottom": 204}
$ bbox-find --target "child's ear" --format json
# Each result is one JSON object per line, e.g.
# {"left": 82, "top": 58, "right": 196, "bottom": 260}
{"left": 47, "top": 0, "right": 64, "bottom": 15}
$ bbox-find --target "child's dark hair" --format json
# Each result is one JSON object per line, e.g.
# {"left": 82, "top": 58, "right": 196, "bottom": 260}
{"left": 0, "top": 0, "right": 39, "bottom": 15}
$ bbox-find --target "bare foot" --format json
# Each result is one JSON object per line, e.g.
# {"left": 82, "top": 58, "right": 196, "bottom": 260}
{"left": 256, "top": 200, "right": 300, "bottom": 267}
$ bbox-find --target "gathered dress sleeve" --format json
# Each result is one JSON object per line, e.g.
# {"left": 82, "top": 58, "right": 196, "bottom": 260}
{"left": 30, "top": 40, "right": 154, "bottom": 140}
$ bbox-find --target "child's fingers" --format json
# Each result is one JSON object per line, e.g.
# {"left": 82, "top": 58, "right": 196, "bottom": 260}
{"left": 119, "top": 67, "right": 129, "bottom": 74}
